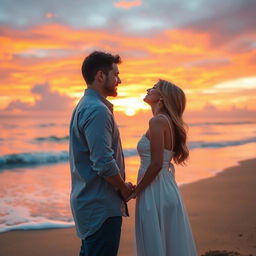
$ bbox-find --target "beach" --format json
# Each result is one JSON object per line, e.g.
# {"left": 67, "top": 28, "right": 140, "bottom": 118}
{"left": 0, "top": 158, "right": 255, "bottom": 256}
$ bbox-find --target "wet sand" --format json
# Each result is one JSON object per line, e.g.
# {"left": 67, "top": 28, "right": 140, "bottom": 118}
{"left": 0, "top": 158, "right": 255, "bottom": 256}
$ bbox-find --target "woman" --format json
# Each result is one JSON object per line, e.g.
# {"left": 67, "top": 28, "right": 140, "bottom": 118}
{"left": 130, "top": 79, "right": 197, "bottom": 256}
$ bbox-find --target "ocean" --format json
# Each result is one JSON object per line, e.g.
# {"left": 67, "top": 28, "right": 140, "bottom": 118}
{"left": 0, "top": 113, "right": 255, "bottom": 233}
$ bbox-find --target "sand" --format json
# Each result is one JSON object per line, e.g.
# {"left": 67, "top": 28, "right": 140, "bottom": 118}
{"left": 0, "top": 158, "right": 255, "bottom": 256}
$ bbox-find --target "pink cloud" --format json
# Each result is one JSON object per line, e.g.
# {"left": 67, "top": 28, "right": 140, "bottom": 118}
{"left": 3, "top": 82, "right": 73, "bottom": 113}
{"left": 114, "top": 0, "right": 142, "bottom": 9}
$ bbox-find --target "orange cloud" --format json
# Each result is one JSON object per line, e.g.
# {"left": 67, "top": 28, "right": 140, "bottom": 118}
{"left": 0, "top": 24, "right": 255, "bottom": 116}
{"left": 114, "top": 0, "right": 142, "bottom": 9}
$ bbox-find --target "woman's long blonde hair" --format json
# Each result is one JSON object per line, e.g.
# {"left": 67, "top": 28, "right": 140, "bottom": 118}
{"left": 157, "top": 79, "right": 189, "bottom": 165}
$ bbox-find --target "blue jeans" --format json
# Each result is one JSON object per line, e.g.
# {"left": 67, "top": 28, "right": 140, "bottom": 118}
{"left": 79, "top": 216, "right": 122, "bottom": 256}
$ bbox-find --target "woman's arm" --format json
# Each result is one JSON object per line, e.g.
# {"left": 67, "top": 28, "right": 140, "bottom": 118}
{"left": 134, "top": 116, "right": 165, "bottom": 196}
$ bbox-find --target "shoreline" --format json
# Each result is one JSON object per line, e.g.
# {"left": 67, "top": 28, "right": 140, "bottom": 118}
{"left": 0, "top": 158, "right": 255, "bottom": 255}
{"left": 181, "top": 158, "right": 256, "bottom": 255}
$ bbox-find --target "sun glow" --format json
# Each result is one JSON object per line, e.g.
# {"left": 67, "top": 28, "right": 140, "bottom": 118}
{"left": 0, "top": 20, "right": 255, "bottom": 115}
{"left": 110, "top": 96, "right": 149, "bottom": 116}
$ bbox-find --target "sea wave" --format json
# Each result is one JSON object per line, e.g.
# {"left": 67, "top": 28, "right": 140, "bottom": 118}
{"left": 189, "top": 137, "right": 256, "bottom": 149}
{"left": 0, "top": 151, "right": 69, "bottom": 169}
{"left": 0, "top": 149, "right": 138, "bottom": 170}
{"left": 189, "top": 121, "right": 255, "bottom": 127}
{"left": 0, "top": 137, "right": 255, "bottom": 170}
{"left": 35, "top": 136, "right": 69, "bottom": 142}
{"left": 36, "top": 123, "right": 68, "bottom": 128}
{"left": 36, "top": 123, "right": 57, "bottom": 128}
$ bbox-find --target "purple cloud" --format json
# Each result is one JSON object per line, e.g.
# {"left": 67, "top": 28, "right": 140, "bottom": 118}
{"left": 183, "top": 0, "right": 256, "bottom": 46}
{"left": 184, "top": 58, "right": 231, "bottom": 68}
{"left": 4, "top": 82, "right": 73, "bottom": 112}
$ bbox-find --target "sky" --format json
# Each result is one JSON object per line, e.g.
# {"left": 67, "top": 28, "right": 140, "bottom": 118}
{"left": 0, "top": 0, "right": 256, "bottom": 117}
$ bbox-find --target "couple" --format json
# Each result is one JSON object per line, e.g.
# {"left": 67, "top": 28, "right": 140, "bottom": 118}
{"left": 69, "top": 51, "right": 197, "bottom": 256}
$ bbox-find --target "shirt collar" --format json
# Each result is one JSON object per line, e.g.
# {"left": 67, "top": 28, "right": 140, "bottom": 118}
{"left": 84, "top": 88, "right": 113, "bottom": 113}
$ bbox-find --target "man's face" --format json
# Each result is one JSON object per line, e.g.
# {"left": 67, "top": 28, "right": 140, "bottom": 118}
{"left": 103, "top": 63, "right": 121, "bottom": 97}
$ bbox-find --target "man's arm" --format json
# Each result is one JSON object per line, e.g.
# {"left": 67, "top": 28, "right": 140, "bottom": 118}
{"left": 79, "top": 106, "right": 132, "bottom": 199}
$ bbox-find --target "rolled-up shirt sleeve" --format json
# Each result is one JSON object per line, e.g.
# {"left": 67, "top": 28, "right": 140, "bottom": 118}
{"left": 79, "top": 106, "right": 120, "bottom": 177}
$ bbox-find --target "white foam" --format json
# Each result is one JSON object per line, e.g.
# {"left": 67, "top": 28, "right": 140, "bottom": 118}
{"left": 0, "top": 197, "right": 74, "bottom": 233}
{"left": 0, "top": 220, "right": 75, "bottom": 233}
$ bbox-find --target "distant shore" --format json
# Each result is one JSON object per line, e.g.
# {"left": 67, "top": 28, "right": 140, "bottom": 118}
{"left": 0, "top": 158, "right": 255, "bottom": 256}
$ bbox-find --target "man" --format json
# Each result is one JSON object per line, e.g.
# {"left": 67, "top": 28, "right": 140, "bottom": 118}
{"left": 69, "top": 51, "right": 133, "bottom": 256}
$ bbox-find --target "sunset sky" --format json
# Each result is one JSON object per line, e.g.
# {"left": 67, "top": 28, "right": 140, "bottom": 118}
{"left": 1, "top": 0, "right": 256, "bottom": 116}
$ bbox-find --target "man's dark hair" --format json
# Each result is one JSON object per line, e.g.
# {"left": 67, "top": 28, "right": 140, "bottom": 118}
{"left": 81, "top": 51, "right": 121, "bottom": 84}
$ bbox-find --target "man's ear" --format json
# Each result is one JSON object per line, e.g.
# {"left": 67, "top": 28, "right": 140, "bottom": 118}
{"left": 96, "top": 70, "right": 105, "bottom": 83}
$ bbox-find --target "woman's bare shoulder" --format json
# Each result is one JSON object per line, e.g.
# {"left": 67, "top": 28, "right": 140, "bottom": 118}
{"left": 149, "top": 115, "right": 166, "bottom": 128}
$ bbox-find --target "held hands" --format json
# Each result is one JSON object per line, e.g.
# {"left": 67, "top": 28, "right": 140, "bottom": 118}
{"left": 120, "top": 182, "right": 137, "bottom": 202}
{"left": 126, "top": 190, "right": 136, "bottom": 202}
{"left": 127, "top": 182, "right": 136, "bottom": 191}
{"left": 126, "top": 182, "right": 137, "bottom": 202}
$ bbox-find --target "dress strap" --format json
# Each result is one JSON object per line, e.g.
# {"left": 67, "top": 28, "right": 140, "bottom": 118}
{"left": 158, "top": 114, "right": 174, "bottom": 152}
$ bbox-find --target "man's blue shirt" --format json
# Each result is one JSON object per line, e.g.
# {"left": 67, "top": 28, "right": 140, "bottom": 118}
{"left": 69, "top": 88, "right": 127, "bottom": 239}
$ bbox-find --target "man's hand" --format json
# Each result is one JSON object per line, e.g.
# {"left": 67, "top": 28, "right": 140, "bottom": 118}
{"left": 104, "top": 173, "right": 136, "bottom": 201}
{"left": 120, "top": 182, "right": 134, "bottom": 201}
{"left": 127, "top": 182, "right": 136, "bottom": 191}
{"left": 126, "top": 191, "right": 136, "bottom": 202}
{"left": 121, "top": 182, "right": 137, "bottom": 202}
{"left": 126, "top": 183, "right": 137, "bottom": 201}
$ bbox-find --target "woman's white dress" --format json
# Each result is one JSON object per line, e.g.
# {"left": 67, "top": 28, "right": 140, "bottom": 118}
{"left": 135, "top": 117, "right": 197, "bottom": 256}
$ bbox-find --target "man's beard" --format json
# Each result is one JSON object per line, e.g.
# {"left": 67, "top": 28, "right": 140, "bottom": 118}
{"left": 103, "top": 76, "right": 117, "bottom": 97}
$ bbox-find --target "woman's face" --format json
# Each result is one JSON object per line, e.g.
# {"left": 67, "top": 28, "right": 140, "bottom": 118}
{"left": 143, "top": 83, "right": 161, "bottom": 105}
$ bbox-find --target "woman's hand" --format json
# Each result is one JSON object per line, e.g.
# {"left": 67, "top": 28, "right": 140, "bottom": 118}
{"left": 126, "top": 190, "right": 137, "bottom": 202}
